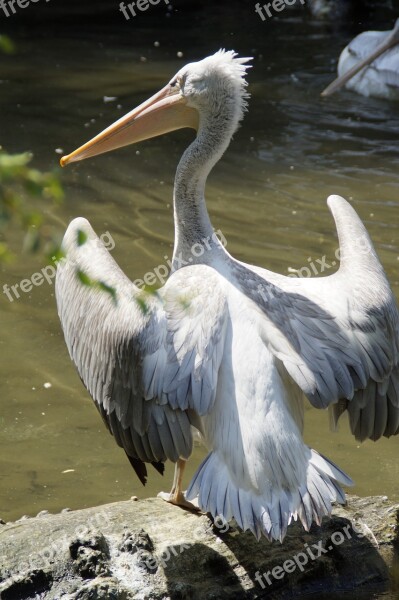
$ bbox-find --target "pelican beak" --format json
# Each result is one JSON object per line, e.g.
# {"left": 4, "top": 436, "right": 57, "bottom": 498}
{"left": 321, "top": 20, "right": 399, "bottom": 97}
{"left": 60, "top": 83, "right": 199, "bottom": 166}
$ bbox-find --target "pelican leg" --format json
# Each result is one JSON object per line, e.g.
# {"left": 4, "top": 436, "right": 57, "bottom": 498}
{"left": 158, "top": 458, "right": 199, "bottom": 511}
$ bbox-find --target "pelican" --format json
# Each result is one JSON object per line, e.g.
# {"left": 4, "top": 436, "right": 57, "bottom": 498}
{"left": 308, "top": 0, "right": 348, "bottom": 19}
{"left": 322, "top": 20, "right": 399, "bottom": 99}
{"left": 56, "top": 50, "right": 399, "bottom": 542}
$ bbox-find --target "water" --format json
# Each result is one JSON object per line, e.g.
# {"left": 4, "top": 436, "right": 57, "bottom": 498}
{"left": 0, "top": 3, "right": 398, "bottom": 597}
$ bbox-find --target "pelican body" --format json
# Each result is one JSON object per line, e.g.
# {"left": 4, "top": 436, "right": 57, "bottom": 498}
{"left": 322, "top": 20, "right": 399, "bottom": 99}
{"left": 57, "top": 51, "right": 399, "bottom": 542}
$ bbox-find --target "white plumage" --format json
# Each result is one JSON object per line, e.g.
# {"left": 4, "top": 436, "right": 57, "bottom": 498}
{"left": 322, "top": 20, "right": 399, "bottom": 99}
{"left": 56, "top": 51, "right": 399, "bottom": 541}
{"left": 308, "top": 0, "right": 329, "bottom": 17}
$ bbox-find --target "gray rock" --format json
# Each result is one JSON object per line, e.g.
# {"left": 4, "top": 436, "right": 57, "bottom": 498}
{"left": 69, "top": 532, "right": 111, "bottom": 579}
{"left": 0, "top": 495, "right": 397, "bottom": 599}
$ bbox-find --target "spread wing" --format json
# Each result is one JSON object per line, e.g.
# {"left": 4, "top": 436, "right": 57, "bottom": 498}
{"left": 55, "top": 217, "right": 227, "bottom": 484}
{"left": 234, "top": 195, "right": 399, "bottom": 442}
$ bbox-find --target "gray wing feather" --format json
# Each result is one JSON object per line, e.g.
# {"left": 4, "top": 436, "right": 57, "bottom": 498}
{"left": 162, "top": 271, "right": 228, "bottom": 414}
{"left": 235, "top": 195, "right": 399, "bottom": 442}
{"left": 56, "top": 217, "right": 227, "bottom": 481}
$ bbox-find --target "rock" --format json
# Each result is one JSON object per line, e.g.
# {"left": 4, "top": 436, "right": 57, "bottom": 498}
{"left": 119, "top": 528, "right": 154, "bottom": 554}
{"left": 0, "top": 495, "right": 397, "bottom": 599}
{"left": 69, "top": 532, "right": 111, "bottom": 579}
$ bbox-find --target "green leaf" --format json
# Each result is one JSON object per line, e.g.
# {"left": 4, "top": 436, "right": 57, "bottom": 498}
{"left": 0, "top": 35, "right": 15, "bottom": 55}
{"left": 0, "top": 242, "right": 13, "bottom": 263}
{"left": 98, "top": 281, "right": 117, "bottom": 304}
{"left": 76, "top": 269, "right": 93, "bottom": 287}
{"left": 142, "top": 284, "right": 159, "bottom": 295}
{"left": 44, "top": 177, "right": 64, "bottom": 202}
{"left": 177, "top": 293, "right": 191, "bottom": 311}
{"left": 136, "top": 295, "right": 149, "bottom": 315}
{"left": 0, "top": 151, "right": 31, "bottom": 170}
{"left": 22, "top": 212, "right": 43, "bottom": 228}
{"left": 0, "top": 148, "right": 64, "bottom": 263}
{"left": 48, "top": 246, "right": 66, "bottom": 265}
{"left": 24, "top": 179, "right": 44, "bottom": 197}
{"left": 22, "top": 228, "right": 40, "bottom": 253}
{"left": 77, "top": 229, "right": 88, "bottom": 246}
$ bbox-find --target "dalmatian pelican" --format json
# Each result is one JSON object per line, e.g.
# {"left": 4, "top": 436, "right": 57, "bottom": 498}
{"left": 56, "top": 50, "right": 399, "bottom": 541}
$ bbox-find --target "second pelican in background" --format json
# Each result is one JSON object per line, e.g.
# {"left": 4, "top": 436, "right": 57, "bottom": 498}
{"left": 322, "top": 19, "right": 399, "bottom": 98}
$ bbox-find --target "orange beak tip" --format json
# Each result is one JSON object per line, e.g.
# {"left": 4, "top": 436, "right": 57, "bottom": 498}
{"left": 60, "top": 155, "right": 68, "bottom": 168}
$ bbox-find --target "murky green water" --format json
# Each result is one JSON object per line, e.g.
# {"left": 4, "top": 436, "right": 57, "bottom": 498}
{"left": 0, "top": 4, "right": 398, "bottom": 596}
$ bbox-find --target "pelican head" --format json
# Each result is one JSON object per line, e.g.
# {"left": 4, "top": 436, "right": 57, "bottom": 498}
{"left": 61, "top": 50, "right": 252, "bottom": 167}
{"left": 174, "top": 50, "right": 251, "bottom": 123}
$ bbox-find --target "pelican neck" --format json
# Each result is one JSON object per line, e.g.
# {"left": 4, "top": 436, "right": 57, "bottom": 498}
{"left": 171, "top": 106, "right": 239, "bottom": 268}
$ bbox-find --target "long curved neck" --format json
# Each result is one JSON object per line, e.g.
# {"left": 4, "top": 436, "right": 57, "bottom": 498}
{"left": 172, "top": 104, "right": 239, "bottom": 267}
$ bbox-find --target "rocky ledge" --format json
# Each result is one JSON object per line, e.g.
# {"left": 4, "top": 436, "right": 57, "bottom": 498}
{"left": 0, "top": 495, "right": 398, "bottom": 600}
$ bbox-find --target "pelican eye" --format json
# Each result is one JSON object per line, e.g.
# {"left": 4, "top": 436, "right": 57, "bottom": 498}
{"left": 170, "top": 76, "right": 186, "bottom": 91}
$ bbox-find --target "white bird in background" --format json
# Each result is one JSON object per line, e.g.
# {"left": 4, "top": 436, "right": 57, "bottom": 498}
{"left": 308, "top": 0, "right": 346, "bottom": 19}
{"left": 56, "top": 51, "right": 399, "bottom": 542}
{"left": 322, "top": 19, "right": 399, "bottom": 99}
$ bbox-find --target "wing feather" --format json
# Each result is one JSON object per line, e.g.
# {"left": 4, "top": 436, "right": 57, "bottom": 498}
{"left": 233, "top": 195, "right": 399, "bottom": 442}
{"left": 56, "top": 217, "right": 227, "bottom": 483}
